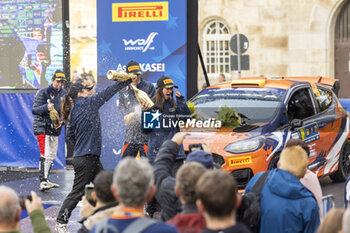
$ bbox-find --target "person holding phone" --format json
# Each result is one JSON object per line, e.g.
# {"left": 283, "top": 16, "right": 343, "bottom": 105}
{"left": 78, "top": 170, "right": 118, "bottom": 233}
{"left": 55, "top": 77, "right": 132, "bottom": 233}
{"left": 0, "top": 186, "right": 51, "bottom": 233}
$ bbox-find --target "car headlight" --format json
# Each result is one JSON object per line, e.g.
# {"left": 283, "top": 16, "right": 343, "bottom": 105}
{"left": 224, "top": 137, "right": 265, "bottom": 154}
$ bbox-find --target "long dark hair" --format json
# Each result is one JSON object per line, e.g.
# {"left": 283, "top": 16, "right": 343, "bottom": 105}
{"left": 61, "top": 80, "right": 84, "bottom": 123}
{"left": 153, "top": 87, "right": 175, "bottom": 112}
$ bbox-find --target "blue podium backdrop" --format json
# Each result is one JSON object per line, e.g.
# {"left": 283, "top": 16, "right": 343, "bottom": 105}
{"left": 0, "top": 93, "right": 65, "bottom": 168}
{"left": 97, "top": 0, "right": 187, "bottom": 169}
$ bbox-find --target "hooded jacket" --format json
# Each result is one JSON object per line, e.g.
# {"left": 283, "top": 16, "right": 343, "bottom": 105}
{"left": 32, "top": 85, "right": 67, "bottom": 136}
{"left": 245, "top": 169, "right": 320, "bottom": 233}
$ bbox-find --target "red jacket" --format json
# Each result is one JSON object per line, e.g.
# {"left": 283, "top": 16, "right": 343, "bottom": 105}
{"left": 167, "top": 212, "right": 206, "bottom": 233}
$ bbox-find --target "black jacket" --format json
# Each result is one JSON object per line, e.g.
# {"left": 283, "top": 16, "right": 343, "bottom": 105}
{"left": 153, "top": 139, "right": 182, "bottom": 221}
{"left": 32, "top": 85, "right": 67, "bottom": 136}
{"left": 66, "top": 80, "right": 131, "bottom": 157}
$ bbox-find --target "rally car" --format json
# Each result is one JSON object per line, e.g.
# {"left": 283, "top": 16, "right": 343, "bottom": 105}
{"left": 183, "top": 76, "right": 350, "bottom": 188}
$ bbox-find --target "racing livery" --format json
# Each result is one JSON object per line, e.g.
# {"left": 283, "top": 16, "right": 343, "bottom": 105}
{"left": 183, "top": 77, "right": 350, "bottom": 188}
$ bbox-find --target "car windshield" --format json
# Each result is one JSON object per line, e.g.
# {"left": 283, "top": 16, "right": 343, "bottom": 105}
{"left": 190, "top": 87, "right": 286, "bottom": 123}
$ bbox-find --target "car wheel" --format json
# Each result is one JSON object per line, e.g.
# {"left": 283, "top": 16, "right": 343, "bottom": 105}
{"left": 330, "top": 140, "right": 350, "bottom": 182}
{"left": 267, "top": 153, "right": 280, "bottom": 170}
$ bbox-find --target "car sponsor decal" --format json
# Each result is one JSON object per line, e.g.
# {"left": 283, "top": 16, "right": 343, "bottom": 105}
{"left": 299, "top": 123, "right": 320, "bottom": 144}
{"left": 228, "top": 156, "right": 252, "bottom": 166}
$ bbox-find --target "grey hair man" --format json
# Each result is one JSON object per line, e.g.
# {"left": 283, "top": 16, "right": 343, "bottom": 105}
{"left": 0, "top": 186, "right": 20, "bottom": 231}
{"left": 91, "top": 158, "right": 178, "bottom": 233}
{"left": 0, "top": 186, "right": 50, "bottom": 233}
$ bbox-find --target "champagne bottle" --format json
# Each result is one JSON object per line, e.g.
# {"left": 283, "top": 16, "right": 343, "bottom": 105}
{"left": 130, "top": 84, "right": 155, "bottom": 109}
{"left": 106, "top": 70, "right": 135, "bottom": 81}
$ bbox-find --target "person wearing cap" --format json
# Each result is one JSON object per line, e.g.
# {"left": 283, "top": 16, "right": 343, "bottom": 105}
{"left": 118, "top": 60, "right": 155, "bottom": 159}
{"left": 55, "top": 76, "right": 133, "bottom": 233}
{"left": 153, "top": 132, "right": 215, "bottom": 221}
{"left": 32, "top": 70, "right": 67, "bottom": 192}
{"left": 147, "top": 76, "right": 191, "bottom": 166}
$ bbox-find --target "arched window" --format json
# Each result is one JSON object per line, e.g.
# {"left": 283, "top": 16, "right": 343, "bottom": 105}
{"left": 202, "top": 19, "right": 231, "bottom": 79}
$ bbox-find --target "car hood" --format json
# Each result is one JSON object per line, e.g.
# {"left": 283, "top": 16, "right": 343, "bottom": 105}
{"left": 183, "top": 130, "right": 261, "bottom": 149}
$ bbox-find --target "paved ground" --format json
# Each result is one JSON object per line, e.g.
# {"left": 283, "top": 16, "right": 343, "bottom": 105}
{"left": 0, "top": 168, "right": 346, "bottom": 233}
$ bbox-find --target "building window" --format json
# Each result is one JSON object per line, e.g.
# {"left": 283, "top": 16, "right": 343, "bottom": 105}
{"left": 202, "top": 19, "right": 231, "bottom": 79}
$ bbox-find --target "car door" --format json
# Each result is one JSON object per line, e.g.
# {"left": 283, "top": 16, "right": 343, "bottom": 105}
{"left": 286, "top": 86, "right": 322, "bottom": 167}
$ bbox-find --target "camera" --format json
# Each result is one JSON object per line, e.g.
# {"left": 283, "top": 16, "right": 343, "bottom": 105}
{"left": 189, "top": 143, "right": 203, "bottom": 152}
{"left": 19, "top": 195, "right": 32, "bottom": 210}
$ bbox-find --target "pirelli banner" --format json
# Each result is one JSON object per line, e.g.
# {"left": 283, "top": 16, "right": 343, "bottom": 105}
{"left": 97, "top": 0, "right": 187, "bottom": 93}
{"left": 96, "top": 0, "right": 188, "bottom": 169}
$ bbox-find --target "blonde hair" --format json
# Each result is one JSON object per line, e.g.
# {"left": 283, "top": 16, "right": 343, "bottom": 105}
{"left": 279, "top": 146, "right": 308, "bottom": 178}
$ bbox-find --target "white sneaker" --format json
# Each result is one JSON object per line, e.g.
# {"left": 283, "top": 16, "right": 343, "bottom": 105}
{"left": 47, "top": 180, "right": 60, "bottom": 188}
{"left": 39, "top": 181, "right": 52, "bottom": 191}
{"left": 55, "top": 223, "right": 69, "bottom": 233}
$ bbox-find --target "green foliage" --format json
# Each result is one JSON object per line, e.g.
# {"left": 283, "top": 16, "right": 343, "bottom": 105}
{"left": 216, "top": 106, "right": 242, "bottom": 128}
{"left": 187, "top": 101, "right": 198, "bottom": 120}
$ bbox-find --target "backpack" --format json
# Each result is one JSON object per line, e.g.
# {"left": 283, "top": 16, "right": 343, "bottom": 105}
{"left": 236, "top": 172, "right": 269, "bottom": 233}
{"left": 94, "top": 217, "right": 157, "bottom": 233}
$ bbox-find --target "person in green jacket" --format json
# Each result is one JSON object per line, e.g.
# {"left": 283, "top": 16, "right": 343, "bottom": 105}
{"left": 0, "top": 186, "right": 51, "bottom": 233}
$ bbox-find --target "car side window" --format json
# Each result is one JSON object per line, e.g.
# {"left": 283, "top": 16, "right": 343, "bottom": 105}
{"left": 316, "top": 88, "right": 333, "bottom": 112}
{"left": 287, "top": 88, "right": 315, "bottom": 121}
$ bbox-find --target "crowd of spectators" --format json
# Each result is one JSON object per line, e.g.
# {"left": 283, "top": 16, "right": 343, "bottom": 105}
{"left": 3, "top": 134, "right": 350, "bottom": 233}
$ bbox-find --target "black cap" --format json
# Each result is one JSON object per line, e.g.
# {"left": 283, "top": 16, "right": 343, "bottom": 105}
{"left": 126, "top": 60, "right": 142, "bottom": 75}
{"left": 68, "top": 79, "right": 94, "bottom": 97}
{"left": 52, "top": 70, "right": 66, "bottom": 81}
{"left": 156, "top": 76, "right": 178, "bottom": 89}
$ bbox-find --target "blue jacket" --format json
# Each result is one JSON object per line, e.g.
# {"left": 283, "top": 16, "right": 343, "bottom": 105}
{"left": 66, "top": 81, "right": 131, "bottom": 157}
{"left": 147, "top": 96, "right": 191, "bottom": 163}
{"left": 32, "top": 85, "right": 67, "bottom": 136}
{"left": 119, "top": 79, "right": 155, "bottom": 144}
{"left": 245, "top": 169, "right": 320, "bottom": 233}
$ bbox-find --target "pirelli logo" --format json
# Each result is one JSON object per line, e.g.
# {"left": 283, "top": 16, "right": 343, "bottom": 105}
{"left": 228, "top": 156, "right": 252, "bottom": 166}
{"left": 112, "top": 2, "right": 168, "bottom": 22}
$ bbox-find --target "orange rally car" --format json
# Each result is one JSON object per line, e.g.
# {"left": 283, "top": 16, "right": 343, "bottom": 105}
{"left": 183, "top": 77, "right": 350, "bottom": 189}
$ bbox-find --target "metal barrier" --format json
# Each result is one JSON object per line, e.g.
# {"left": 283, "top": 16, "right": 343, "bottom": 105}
{"left": 322, "top": 194, "right": 335, "bottom": 218}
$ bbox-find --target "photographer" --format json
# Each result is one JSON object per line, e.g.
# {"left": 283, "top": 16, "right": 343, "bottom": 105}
{"left": 78, "top": 170, "right": 118, "bottom": 233}
{"left": 0, "top": 186, "right": 50, "bottom": 233}
{"left": 153, "top": 133, "right": 215, "bottom": 221}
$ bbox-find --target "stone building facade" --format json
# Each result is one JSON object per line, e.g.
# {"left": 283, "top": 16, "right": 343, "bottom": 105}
{"left": 198, "top": 0, "right": 350, "bottom": 97}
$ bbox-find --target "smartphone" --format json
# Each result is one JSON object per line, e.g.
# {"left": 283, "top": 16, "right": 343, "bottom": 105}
{"left": 85, "top": 183, "right": 94, "bottom": 201}
{"left": 19, "top": 195, "right": 32, "bottom": 210}
{"left": 189, "top": 143, "right": 203, "bottom": 152}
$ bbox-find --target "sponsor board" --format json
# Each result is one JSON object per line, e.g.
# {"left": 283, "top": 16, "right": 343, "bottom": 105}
{"left": 112, "top": 2, "right": 168, "bottom": 22}
{"left": 115, "top": 63, "right": 165, "bottom": 73}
